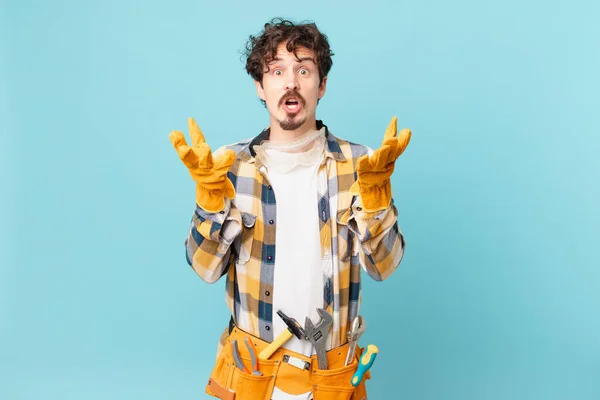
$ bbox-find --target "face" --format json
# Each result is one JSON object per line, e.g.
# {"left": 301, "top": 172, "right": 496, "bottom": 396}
{"left": 255, "top": 43, "right": 327, "bottom": 132}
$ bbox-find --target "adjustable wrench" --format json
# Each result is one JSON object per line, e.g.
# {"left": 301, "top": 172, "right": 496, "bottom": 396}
{"left": 304, "top": 308, "right": 333, "bottom": 370}
{"left": 345, "top": 315, "right": 366, "bottom": 366}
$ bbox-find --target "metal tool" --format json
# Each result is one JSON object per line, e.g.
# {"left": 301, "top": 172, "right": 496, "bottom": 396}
{"left": 231, "top": 339, "right": 249, "bottom": 373}
{"left": 345, "top": 315, "right": 366, "bottom": 366}
{"left": 244, "top": 336, "right": 262, "bottom": 376}
{"left": 259, "top": 310, "right": 305, "bottom": 360}
{"left": 304, "top": 308, "right": 333, "bottom": 370}
{"left": 351, "top": 344, "right": 378, "bottom": 386}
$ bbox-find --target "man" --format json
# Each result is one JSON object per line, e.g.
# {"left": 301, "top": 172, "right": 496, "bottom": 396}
{"left": 169, "top": 17, "right": 411, "bottom": 400}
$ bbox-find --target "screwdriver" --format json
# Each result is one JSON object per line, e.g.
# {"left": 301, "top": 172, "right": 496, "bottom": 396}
{"left": 351, "top": 344, "right": 378, "bottom": 386}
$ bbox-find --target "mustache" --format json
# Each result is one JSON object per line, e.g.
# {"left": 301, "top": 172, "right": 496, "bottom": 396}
{"left": 278, "top": 90, "right": 306, "bottom": 107}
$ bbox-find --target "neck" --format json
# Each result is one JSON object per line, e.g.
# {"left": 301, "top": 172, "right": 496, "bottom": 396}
{"left": 268, "top": 117, "right": 318, "bottom": 143}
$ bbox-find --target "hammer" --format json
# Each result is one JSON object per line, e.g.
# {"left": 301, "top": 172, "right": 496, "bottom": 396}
{"left": 258, "top": 310, "right": 305, "bottom": 360}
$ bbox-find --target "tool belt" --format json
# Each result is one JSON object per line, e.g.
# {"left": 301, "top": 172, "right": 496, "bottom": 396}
{"left": 206, "top": 325, "right": 370, "bottom": 400}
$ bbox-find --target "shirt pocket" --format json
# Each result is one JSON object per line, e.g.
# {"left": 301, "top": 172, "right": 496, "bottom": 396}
{"left": 236, "top": 211, "right": 257, "bottom": 265}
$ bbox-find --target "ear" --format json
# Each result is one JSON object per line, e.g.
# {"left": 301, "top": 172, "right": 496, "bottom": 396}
{"left": 255, "top": 80, "right": 265, "bottom": 101}
{"left": 318, "top": 76, "right": 327, "bottom": 99}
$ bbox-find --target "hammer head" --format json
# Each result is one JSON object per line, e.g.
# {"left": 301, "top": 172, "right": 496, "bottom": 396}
{"left": 276, "top": 310, "right": 305, "bottom": 339}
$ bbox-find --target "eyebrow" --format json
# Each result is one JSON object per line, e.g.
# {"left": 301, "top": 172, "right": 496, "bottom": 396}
{"left": 271, "top": 56, "right": 315, "bottom": 64}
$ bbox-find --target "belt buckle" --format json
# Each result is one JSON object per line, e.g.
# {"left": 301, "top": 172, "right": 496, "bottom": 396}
{"left": 282, "top": 354, "right": 311, "bottom": 371}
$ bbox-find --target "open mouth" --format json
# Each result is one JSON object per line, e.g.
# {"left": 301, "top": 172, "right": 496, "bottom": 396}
{"left": 282, "top": 97, "right": 302, "bottom": 113}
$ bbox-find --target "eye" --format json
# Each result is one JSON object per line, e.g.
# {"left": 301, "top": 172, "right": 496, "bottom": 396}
{"left": 273, "top": 69, "right": 283, "bottom": 76}
{"left": 299, "top": 68, "right": 309, "bottom": 76}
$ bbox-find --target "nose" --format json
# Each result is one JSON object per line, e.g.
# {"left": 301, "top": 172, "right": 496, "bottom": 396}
{"left": 284, "top": 71, "right": 299, "bottom": 90}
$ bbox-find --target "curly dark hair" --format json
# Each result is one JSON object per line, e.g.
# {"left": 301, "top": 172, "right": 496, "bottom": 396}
{"left": 244, "top": 17, "right": 334, "bottom": 86}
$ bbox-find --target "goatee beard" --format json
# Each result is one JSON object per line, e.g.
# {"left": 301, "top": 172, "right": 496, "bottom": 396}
{"left": 279, "top": 114, "right": 306, "bottom": 131}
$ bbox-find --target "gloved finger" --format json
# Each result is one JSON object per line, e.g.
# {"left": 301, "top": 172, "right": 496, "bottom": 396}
{"left": 188, "top": 117, "right": 207, "bottom": 148}
{"left": 178, "top": 144, "right": 201, "bottom": 169}
{"left": 170, "top": 130, "right": 199, "bottom": 168}
{"left": 382, "top": 138, "right": 399, "bottom": 164}
{"left": 215, "top": 149, "right": 236, "bottom": 170}
{"left": 383, "top": 116, "right": 398, "bottom": 143}
{"left": 370, "top": 145, "right": 391, "bottom": 171}
{"left": 196, "top": 143, "right": 214, "bottom": 168}
{"left": 394, "top": 128, "right": 412, "bottom": 159}
{"left": 169, "top": 129, "right": 187, "bottom": 148}
{"left": 356, "top": 154, "right": 372, "bottom": 172}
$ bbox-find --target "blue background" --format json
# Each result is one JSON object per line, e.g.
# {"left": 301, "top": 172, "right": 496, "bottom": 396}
{"left": 2, "top": 0, "right": 599, "bottom": 399}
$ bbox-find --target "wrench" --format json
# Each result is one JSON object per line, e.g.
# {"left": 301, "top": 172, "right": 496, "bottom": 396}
{"left": 304, "top": 308, "right": 333, "bottom": 370}
{"left": 345, "top": 315, "right": 366, "bottom": 366}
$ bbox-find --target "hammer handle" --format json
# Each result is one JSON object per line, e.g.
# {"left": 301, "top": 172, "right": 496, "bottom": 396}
{"left": 259, "top": 328, "right": 293, "bottom": 360}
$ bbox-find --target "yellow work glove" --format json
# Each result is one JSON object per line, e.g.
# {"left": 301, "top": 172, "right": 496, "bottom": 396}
{"left": 349, "top": 116, "right": 411, "bottom": 213}
{"left": 169, "top": 118, "right": 236, "bottom": 213}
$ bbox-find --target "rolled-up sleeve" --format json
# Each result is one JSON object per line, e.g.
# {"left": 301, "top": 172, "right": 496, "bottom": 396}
{"left": 347, "top": 196, "right": 405, "bottom": 281}
{"left": 184, "top": 198, "right": 242, "bottom": 283}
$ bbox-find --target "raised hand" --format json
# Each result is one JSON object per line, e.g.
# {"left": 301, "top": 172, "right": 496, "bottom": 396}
{"left": 169, "top": 118, "right": 236, "bottom": 213}
{"left": 350, "top": 116, "right": 412, "bottom": 212}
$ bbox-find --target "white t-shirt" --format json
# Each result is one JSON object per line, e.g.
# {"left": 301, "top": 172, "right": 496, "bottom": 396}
{"left": 259, "top": 133, "right": 325, "bottom": 400}
{"left": 266, "top": 150, "right": 324, "bottom": 357}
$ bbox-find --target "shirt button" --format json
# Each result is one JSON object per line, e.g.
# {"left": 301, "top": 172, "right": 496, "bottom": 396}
{"left": 265, "top": 325, "right": 270, "bottom": 331}
{"left": 267, "top": 255, "right": 273, "bottom": 261}
{"left": 356, "top": 207, "right": 362, "bottom": 211}
{"left": 269, "top": 219, "right": 274, "bottom": 224}
{"left": 219, "top": 210, "right": 225, "bottom": 214}
{"left": 265, "top": 291, "right": 270, "bottom": 296}
{"left": 268, "top": 185, "right": 272, "bottom": 190}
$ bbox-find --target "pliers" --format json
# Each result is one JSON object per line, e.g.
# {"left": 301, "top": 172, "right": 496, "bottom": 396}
{"left": 231, "top": 337, "right": 262, "bottom": 376}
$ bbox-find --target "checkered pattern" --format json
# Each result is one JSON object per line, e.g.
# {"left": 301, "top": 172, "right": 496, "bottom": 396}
{"left": 184, "top": 120, "right": 405, "bottom": 351}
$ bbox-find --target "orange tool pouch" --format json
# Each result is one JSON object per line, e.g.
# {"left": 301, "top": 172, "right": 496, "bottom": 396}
{"left": 205, "top": 326, "right": 370, "bottom": 400}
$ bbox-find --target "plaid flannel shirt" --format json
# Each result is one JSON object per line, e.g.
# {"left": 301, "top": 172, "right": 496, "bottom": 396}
{"left": 184, "top": 120, "right": 405, "bottom": 352}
